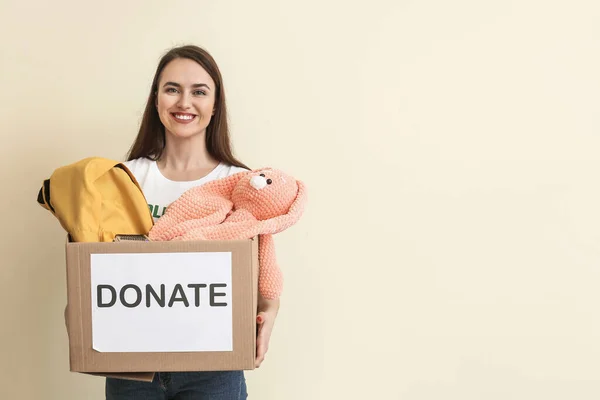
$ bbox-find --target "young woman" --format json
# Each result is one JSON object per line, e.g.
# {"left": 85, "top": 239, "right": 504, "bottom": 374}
{"left": 106, "top": 45, "right": 279, "bottom": 400}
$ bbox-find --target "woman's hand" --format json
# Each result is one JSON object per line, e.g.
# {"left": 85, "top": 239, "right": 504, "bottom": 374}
{"left": 255, "top": 294, "right": 280, "bottom": 368}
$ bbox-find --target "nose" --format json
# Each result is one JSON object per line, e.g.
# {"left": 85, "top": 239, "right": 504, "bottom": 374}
{"left": 250, "top": 176, "right": 267, "bottom": 190}
{"left": 177, "top": 92, "right": 192, "bottom": 109}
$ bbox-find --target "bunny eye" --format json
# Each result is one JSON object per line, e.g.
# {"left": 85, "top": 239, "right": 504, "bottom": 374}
{"left": 266, "top": 179, "right": 272, "bottom": 184}
{"left": 260, "top": 173, "right": 265, "bottom": 177}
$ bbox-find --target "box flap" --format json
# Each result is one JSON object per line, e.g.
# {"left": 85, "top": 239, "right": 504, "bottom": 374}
{"left": 85, "top": 372, "right": 155, "bottom": 382}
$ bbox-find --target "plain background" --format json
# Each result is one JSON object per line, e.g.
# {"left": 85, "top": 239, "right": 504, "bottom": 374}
{"left": 2, "top": 0, "right": 600, "bottom": 399}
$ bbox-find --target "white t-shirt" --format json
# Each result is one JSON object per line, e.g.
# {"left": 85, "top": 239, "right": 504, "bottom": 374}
{"left": 124, "top": 157, "right": 248, "bottom": 221}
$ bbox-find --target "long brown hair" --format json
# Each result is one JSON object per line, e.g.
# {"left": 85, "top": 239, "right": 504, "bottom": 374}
{"left": 126, "top": 45, "right": 249, "bottom": 170}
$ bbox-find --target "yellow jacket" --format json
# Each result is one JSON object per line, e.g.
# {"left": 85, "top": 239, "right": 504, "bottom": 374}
{"left": 37, "top": 157, "right": 154, "bottom": 242}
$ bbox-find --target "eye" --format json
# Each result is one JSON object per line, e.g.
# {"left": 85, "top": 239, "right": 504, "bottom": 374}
{"left": 260, "top": 174, "right": 265, "bottom": 177}
{"left": 193, "top": 90, "right": 207, "bottom": 96}
{"left": 166, "top": 87, "right": 178, "bottom": 94}
{"left": 266, "top": 179, "right": 272, "bottom": 185}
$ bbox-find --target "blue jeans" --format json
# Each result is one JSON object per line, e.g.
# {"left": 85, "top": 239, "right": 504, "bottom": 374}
{"left": 105, "top": 371, "right": 247, "bottom": 400}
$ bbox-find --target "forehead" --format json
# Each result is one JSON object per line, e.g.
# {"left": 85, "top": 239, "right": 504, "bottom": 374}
{"left": 159, "top": 58, "right": 215, "bottom": 87}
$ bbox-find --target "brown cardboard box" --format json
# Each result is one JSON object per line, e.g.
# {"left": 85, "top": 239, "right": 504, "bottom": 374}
{"left": 64, "top": 237, "right": 258, "bottom": 382}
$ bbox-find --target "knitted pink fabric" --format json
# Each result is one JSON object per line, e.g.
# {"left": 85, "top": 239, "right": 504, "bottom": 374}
{"left": 148, "top": 168, "right": 307, "bottom": 300}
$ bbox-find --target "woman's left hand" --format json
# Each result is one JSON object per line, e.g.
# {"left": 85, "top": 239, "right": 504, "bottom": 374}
{"left": 255, "top": 296, "right": 280, "bottom": 368}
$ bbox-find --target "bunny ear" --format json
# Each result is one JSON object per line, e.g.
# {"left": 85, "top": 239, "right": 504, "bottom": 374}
{"left": 150, "top": 170, "right": 250, "bottom": 239}
{"left": 257, "top": 180, "right": 307, "bottom": 235}
{"left": 192, "top": 170, "right": 250, "bottom": 198}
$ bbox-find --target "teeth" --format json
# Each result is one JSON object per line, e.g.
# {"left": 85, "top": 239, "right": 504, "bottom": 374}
{"left": 174, "top": 114, "right": 194, "bottom": 120}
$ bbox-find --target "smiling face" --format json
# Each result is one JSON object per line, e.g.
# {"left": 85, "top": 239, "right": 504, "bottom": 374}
{"left": 155, "top": 57, "right": 217, "bottom": 139}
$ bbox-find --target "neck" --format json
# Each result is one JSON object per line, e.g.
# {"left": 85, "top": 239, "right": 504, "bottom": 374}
{"left": 159, "top": 131, "right": 219, "bottom": 171}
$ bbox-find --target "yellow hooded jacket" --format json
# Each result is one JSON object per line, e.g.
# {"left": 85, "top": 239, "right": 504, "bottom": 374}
{"left": 37, "top": 157, "right": 154, "bottom": 242}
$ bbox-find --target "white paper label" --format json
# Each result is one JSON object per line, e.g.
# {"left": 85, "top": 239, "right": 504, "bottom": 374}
{"left": 90, "top": 252, "right": 232, "bottom": 353}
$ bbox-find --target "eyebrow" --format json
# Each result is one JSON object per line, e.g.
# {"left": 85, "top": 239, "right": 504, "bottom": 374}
{"left": 163, "top": 81, "right": 211, "bottom": 90}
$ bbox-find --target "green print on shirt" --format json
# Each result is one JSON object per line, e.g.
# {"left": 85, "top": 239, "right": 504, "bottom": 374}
{"left": 148, "top": 204, "right": 167, "bottom": 219}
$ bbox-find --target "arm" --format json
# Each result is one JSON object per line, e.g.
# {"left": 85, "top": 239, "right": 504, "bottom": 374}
{"left": 255, "top": 292, "right": 280, "bottom": 368}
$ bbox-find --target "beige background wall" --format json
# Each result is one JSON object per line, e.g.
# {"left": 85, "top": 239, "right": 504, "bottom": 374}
{"left": 1, "top": 0, "right": 600, "bottom": 398}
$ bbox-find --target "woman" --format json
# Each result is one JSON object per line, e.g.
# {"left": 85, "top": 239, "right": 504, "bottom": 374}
{"left": 106, "top": 45, "right": 278, "bottom": 400}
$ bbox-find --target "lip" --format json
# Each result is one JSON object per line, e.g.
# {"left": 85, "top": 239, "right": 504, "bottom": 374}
{"left": 170, "top": 112, "right": 196, "bottom": 124}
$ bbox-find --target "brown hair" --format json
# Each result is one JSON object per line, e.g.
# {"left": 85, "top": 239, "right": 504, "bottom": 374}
{"left": 126, "top": 45, "right": 249, "bottom": 170}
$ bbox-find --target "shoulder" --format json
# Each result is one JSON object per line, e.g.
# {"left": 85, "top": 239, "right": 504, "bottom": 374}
{"left": 216, "top": 164, "right": 251, "bottom": 179}
{"left": 123, "top": 157, "right": 152, "bottom": 173}
{"left": 123, "top": 157, "right": 154, "bottom": 182}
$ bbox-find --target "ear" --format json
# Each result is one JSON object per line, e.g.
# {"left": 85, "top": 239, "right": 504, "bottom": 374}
{"left": 257, "top": 180, "right": 307, "bottom": 235}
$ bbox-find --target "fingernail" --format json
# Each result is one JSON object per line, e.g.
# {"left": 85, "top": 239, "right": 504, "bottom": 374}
{"left": 257, "top": 316, "right": 263, "bottom": 323}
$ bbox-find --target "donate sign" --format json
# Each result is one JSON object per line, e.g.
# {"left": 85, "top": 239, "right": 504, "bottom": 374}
{"left": 90, "top": 252, "right": 232, "bottom": 353}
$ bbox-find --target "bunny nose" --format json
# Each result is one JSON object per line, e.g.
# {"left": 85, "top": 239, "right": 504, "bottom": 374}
{"left": 250, "top": 175, "right": 267, "bottom": 190}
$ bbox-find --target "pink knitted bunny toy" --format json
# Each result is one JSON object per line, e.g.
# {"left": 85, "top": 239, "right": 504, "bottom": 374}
{"left": 148, "top": 168, "right": 307, "bottom": 300}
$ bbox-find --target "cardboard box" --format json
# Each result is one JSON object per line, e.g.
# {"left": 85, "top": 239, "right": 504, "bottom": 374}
{"left": 64, "top": 237, "right": 258, "bottom": 382}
